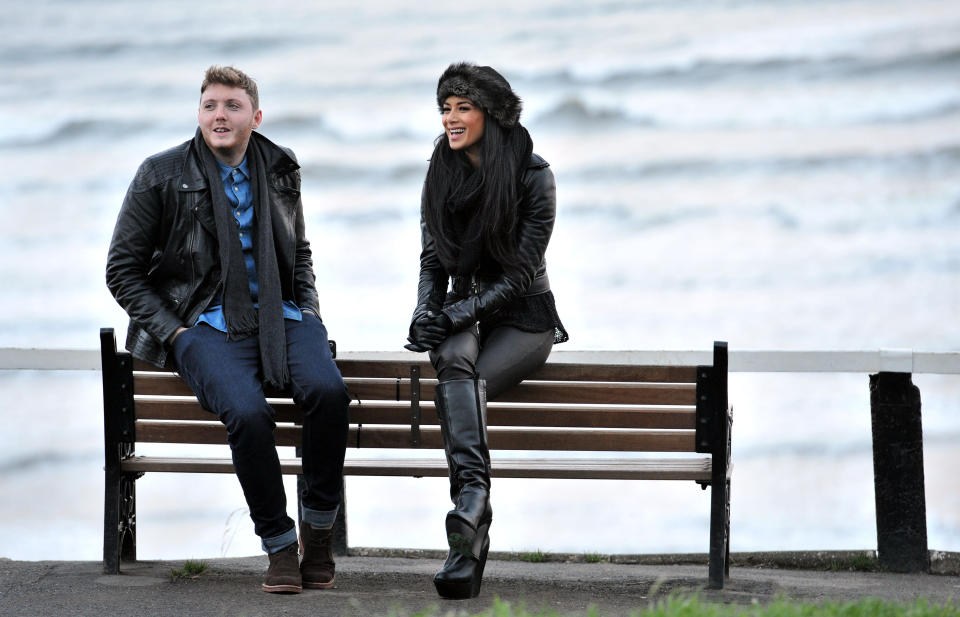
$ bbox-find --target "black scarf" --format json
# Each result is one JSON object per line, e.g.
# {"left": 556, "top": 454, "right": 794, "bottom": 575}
{"left": 446, "top": 169, "right": 484, "bottom": 276}
{"left": 193, "top": 129, "right": 288, "bottom": 388}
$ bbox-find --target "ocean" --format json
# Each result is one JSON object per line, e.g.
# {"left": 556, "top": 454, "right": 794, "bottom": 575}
{"left": 1, "top": 0, "right": 958, "bottom": 561}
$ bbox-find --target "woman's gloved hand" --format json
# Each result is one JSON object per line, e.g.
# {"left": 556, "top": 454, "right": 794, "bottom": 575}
{"left": 404, "top": 311, "right": 452, "bottom": 352}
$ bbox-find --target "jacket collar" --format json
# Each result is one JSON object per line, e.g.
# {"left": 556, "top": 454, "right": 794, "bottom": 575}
{"left": 178, "top": 129, "right": 300, "bottom": 237}
{"left": 178, "top": 129, "right": 299, "bottom": 192}
{"left": 527, "top": 152, "right": 549, "bottom": 170}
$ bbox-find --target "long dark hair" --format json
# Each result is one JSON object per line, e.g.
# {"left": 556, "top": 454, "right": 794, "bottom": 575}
{"left": 422, "top": 111, "right": 534, "bottom": 269}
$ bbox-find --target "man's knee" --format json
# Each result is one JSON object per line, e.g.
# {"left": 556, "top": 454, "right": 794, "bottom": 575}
{"left": 218, "top": 399, "right": 276, "bottom": 448}
{"left": 298, "top": 373, "right": 351, "bottom": 421}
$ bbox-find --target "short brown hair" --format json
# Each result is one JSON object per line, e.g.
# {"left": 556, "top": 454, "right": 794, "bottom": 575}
{"left": 201, "top": 65, "right": 259, "bottom": 110}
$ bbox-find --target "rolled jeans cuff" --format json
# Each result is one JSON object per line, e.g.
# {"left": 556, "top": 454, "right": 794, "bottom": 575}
{"left": 261, "top": 526, "right": 298, "bottom": 555}
{"left": 302, "top": 504, "right": 339, "bottom": 530}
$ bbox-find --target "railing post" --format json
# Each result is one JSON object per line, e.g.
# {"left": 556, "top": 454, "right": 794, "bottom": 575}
{"left": 869, "top": 371, "right": 929, "bottom": 572}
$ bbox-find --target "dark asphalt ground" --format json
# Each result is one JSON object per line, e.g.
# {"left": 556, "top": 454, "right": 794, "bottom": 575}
{"left": 1, "top": 551, "right": 959, "bottom": 617}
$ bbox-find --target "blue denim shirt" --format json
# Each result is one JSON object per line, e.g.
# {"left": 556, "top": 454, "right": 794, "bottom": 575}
{"left": 196, "top": 157, "right": 303, "bottom": 331}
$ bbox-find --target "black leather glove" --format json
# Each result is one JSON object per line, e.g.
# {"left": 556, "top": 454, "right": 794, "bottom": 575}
{"left": 404, "top": 311, "right": 451, "bottom": 352}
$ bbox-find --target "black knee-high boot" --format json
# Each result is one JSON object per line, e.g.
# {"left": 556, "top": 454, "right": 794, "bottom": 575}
{"left": 433, "top": 377, "right": 492, "bottom": 599}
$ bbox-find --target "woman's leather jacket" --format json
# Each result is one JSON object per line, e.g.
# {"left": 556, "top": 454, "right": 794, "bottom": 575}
{"left": 411, "top": 153, "right": 556, "bottom": 334}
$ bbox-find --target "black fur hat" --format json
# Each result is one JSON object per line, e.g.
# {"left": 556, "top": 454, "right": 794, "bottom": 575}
{"left": 436, "top": 62, "right": 522, "bottom": 127}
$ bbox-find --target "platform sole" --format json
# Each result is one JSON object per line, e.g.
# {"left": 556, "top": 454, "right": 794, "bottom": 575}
{"left": 434, "top": 537, "right": 490, "bottom": 599}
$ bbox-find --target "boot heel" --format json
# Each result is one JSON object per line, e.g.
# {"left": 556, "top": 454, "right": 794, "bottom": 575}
{"left": 470, "top": 535, "right": 491, "bottom": 597}
{"left": 470, "top": 522, "right": 490, "bottom": 560}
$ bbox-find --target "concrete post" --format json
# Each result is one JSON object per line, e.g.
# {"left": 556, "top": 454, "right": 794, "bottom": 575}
{"left": 869, "top": 371, "right": 929, "bottom": 572}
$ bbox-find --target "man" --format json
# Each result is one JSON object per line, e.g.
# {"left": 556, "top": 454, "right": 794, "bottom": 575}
{"left": 106, "top": 65, "right": 350, "bottom": 594}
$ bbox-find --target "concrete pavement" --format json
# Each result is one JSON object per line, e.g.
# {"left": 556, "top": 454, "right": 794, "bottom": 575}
{"left": 1, "top": 551, "right": 959, "bottom": 617}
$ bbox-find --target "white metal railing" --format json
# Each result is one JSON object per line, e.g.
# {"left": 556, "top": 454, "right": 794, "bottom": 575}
{"left": 2, "top": 347, "right": 959, "bottom": 374}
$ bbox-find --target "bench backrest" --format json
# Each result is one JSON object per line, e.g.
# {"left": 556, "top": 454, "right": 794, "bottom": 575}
{"left": 101, "top": 329, "right": 728, "bottom": 457}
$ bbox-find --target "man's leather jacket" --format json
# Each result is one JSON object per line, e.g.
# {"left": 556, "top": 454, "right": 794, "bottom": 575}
{"left": 412, "top": 153, "right": 556, "bottom": 333}
{"left": 106, "top": 131, "right": 320, "bottom": 368}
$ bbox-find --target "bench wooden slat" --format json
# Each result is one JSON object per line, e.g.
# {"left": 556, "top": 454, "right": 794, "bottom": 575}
{"left": 133, "top": 398, "right": 697, "bottom": 429}
{"left": 133, "top": 373, "right": 697, "bottom": 406}
{"left": 133, "top": 359, "right": 699, "bottom": 384}
{"left": 493, "top": 382, "right": 696, "bottom": 405}
{"left": 120, "top": 456, "right": 712, "bottom": 481}
{"left": 335, "top": 361, "right": 699, "bottom": 383}
{"left": 135, "top": 422, "right": 695, "bottom": 452}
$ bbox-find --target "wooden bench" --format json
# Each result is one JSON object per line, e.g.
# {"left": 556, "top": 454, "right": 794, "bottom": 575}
{"left": 100, "top": 327, "right": 732, "bottom": 588}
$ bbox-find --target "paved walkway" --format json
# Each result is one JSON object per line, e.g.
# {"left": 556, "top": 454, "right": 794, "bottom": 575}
{"left": 2, "top": 553, "right": 959, "bottom": 617}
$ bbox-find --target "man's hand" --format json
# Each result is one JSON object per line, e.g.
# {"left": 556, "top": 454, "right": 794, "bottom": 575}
{"left": 168, "top": 327, "right": 188, "bottom": 345}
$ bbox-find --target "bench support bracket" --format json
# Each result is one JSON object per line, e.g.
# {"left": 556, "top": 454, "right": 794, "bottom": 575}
{"left": 705, "top": 341, "right": 730, "bottom": 589}
{"left": 100, "top": 328, "right": 138, "bottom": 574}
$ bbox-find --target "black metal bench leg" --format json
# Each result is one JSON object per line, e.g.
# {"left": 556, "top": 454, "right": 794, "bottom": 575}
{"left": 331, "top": 476, "right": 348, "bottom": 556}
{"left": 298, "top": 470, "right": 348, "bottom": 556}
{"left": 724, "top": 478, "right": 731, "bottom": 579}
{"left": 708, "top": 477, "right": 728, "bottom": 589}
{"left": 101, "top": 328, "right": 139, "bottom": 574}
{"left": 103, "top": 469, "right": 121, "bottom": 574}
{"left": 103, "top": 469, "right": 138, "bottom": 572}
{"left": 119, "top": 473, "right": 138, "bottom": 562}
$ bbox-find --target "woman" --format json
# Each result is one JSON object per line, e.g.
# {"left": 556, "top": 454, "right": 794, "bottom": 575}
{"left": 405, "top": 62, "right": 568, "bottom": 599}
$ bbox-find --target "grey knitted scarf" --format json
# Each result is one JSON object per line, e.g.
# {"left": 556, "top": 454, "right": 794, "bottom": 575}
{"left": 193, "top": 129, "right": 288, "bottom": 388}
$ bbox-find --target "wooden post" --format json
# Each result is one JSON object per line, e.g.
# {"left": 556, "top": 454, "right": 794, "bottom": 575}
{"left": 869, "top": 371, "right": 929, "bottom": 572}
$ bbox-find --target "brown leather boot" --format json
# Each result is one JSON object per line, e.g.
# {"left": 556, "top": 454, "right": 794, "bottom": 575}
{"left": 261, "top": 543, "right": 302, "bottom": 594}
{"left": 300, "top": 523, "right": 336, "bottom": 589}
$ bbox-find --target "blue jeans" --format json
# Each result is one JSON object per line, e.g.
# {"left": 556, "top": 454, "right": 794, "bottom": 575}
{"left": 171, "top": 313, "right": 350, "bottom": 553}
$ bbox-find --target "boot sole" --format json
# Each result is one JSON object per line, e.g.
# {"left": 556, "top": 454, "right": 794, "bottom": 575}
{"left": 435, "top": 537, "right": 490, "bottom": 599}
{"left": 302, "top": 578, "right": 335, "bottom": 589}
{"left": 261, "top": 583, "right": 302, "bottom": 594}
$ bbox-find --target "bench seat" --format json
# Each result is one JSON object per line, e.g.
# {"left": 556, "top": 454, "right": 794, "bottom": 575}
{"left": 100, "top": 328, "right": 731, "bottom": 587}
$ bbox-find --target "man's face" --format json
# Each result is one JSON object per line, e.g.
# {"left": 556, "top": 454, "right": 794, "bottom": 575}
{"left": 198, "top": 83, "right": 262, "bottom": 165}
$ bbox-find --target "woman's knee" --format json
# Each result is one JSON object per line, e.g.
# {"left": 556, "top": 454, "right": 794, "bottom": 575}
{"left": 430, "top": 331, "right": 479, "bottom": 383}
{"left": 477, "top": 328, "right": 554, "bottom": 399}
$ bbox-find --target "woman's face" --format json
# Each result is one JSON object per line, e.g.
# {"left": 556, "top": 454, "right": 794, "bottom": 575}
{"left": 442, "top": 96, "right": 485, "bottom": 158}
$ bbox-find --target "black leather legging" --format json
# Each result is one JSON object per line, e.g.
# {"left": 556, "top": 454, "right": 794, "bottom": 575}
{"left": 429, "top": 325, "right": 555, "bottom": 399}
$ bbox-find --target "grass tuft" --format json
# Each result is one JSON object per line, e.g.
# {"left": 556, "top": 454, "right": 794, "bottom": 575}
{"left": 519, "top": 550, "right": 547, "bottom": 563}
{"left": 822, "top": 553, "right": 884, "bottom": 573}
{"left": 386, "top": 595, "right": 960, "bottom": 617}
{"left": 584, "top": 552, "right": 606, "bottom": 563}
{"left": 170, "top": 559, "right": 208, "bottom": 579}
{"left": 644, "top": 595, "right": 959, "bottom": 617}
